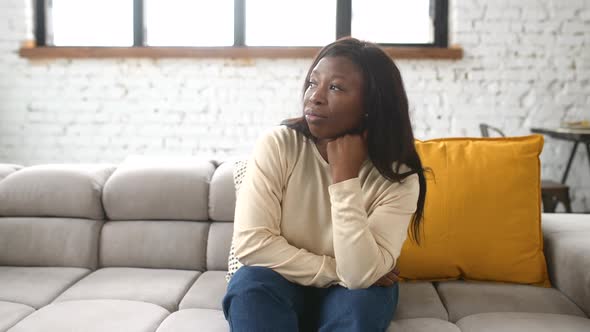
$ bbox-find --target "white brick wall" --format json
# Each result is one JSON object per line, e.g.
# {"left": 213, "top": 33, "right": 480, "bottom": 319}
{"left": 0, "top": 0, "right": 589, "bottom": 212}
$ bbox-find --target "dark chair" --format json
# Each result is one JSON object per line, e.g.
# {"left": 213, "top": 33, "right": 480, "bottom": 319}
{"left": 479, "top": 123, "right": 572, "bottom": 213}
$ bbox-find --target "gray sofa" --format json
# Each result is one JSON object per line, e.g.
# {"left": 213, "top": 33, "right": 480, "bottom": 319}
{"left": 0, "top": 158, "right": 589, "bottom": 332}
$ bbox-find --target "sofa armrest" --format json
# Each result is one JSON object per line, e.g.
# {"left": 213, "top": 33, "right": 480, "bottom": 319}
{"left": 542, "top": 213, "right": 590, "bottom": 317}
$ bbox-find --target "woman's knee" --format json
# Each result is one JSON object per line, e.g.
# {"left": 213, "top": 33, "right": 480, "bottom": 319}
{"left": 348, "top": 284, "right": 398, "bottom": 325}
{"left": 223, "top": 266, "right": 303, "bottom": 322}
{"left": 228, "top": 266, "right": 295, "bottom": 297}
{"left": 355, "top": 285, "right": 396, "bottom": 308}
{"left": 230, "top": 266, "right": 285, "bottom": 286}
{"left": 319, "top": 284, "right": 399, "bottom": 331}
{"left": 342, "top": 283, "right": 397, "bottom": 302}
{"left": 225, "top": 266, "right": 299, "bottom": 306}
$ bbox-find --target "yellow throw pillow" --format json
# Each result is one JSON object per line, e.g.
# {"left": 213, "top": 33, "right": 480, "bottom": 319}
{"left": 397, "top": 135, "right": 550, "bottom": 287}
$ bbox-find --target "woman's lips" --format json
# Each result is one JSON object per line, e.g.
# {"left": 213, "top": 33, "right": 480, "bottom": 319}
{"left": 305, "top": 111, "right": 327, "bottom": 123}
{"left": 305, "top": 114, "right": 326, "bottom": 123}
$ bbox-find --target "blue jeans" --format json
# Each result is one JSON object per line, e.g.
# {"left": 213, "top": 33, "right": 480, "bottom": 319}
{"left": 222, "top": 266, "right": 399, "bottom": 332}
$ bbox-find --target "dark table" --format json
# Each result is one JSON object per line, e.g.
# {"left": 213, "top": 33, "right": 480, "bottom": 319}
{"left": 531, "top": 127, "right": 590, "bottom": 184}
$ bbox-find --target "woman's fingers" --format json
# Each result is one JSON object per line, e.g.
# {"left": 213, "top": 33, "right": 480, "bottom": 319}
{"left": 372, "top": 267, "right": 402, "bottom": 287}
{"left": 377, "top": 279, "right": 391, "bottom": 287}
{"left": 389, "top": 271, "right": 400, "bottom": 282}
{"left": 373, "top": 279, "right": 385, "bottom": 287}
{"left": 373, "top": 275, "right": 389, "bottom": 287}
{"left": 375, "top": 274, "right": 396, "bottom": 287}
{"left": 385, "top": 271, "right": 399, "bottom": 282}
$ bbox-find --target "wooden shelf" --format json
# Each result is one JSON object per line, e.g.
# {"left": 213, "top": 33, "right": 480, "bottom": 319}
{"left": 19, "top": 44, "right": 463, "bottom": 60}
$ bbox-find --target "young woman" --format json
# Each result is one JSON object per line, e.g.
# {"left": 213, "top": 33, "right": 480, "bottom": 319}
{"left": 222, "top": 37, "right": 426, "bottom": 332}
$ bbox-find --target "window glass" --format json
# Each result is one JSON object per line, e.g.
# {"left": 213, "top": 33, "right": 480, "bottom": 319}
{"left": 351, "top": 0, "right": 433, "bottom": 44}
{"left": 145, "top": 0, "right": 234, "bottom": 46}
{"left": 246, "top": 0, "right": 336, "bottom": 46}
{"left": 51, "top": 0, "right": 134, "bottom": 46}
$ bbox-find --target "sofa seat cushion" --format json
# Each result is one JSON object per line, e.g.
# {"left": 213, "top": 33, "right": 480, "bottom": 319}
{"left": 387, "top": 318, "right": 460, "bottom": 332}
{"left": 542, "top": 213, "right": 590, "bottom": 316}
{"left": 180, "top": 271, "right": 228, "bottom": 310}
{"left": 0, "top": 301, "right": 34, "bottom": 332}
{"left": 156, "top": 309, "right": 228, "bottom": 332}
{"left": 55, "top": 268, "right": 200, "bottom": 312}
{"left": 394, "top": 282, "right": 448, "bottom": 321}
{"left": 436, "top": 280, "right": 586, "bottom": 322}
{"left": 0, "top": 267, "right": 89, "bottom": 308}
{"left": 8, "top": 300, "right": 169, "bottom": 332}
{"left": 178, "top": 272, "right": 450, "bottom": 322}
{"left": 157, "top": 310, "right": 461, "bottom": 332}
{"left": 456, "top": 312, "right": 590, "bottom": 332}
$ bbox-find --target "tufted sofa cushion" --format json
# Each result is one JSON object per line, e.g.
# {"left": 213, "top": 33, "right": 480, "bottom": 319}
{"left": 102, "top": 156, "right": 214, "bottom": 221}
{"left": 0, "top": 164, "right": 22, "bottom": 182}
{"left": 0, "top": 164, "right": 115, "bottom": 219}
{"left": 0, "top": 217, "right": 102, "bottom": 269}
{"left": 100, "top": 221, "right": 210, "bottom": 270}
{"left": 208, "top": 160, "right": 237, "bottom": 222}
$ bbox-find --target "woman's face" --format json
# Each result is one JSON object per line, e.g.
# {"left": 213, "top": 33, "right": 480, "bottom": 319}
{"left": 303, "top": 56, "right": 365, "bottom": 140}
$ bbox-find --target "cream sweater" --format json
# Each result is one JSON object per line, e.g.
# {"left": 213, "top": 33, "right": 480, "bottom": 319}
{"left": 233, "top": 126, "right": 419, "bottom": 289}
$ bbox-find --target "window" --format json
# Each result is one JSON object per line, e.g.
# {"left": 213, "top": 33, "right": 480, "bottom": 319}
{"left": 35, "top": 0, "right": 448, "bottom": 48}
{"left": 145, "top": 0, "right": 234, "bottom": 46}
{"left": 245, "top": 1, "right": 336, "bottom": 46}
{"left": 49, "top": 0, "right": 134, "bottom": 46}
{"left": 351, "top": 0, "right": 433, "bottom": 44}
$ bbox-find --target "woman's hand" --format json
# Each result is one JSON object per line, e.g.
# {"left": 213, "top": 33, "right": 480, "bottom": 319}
{"left": 327, "top": 131, "right": 367, "bottom": 183}
{"left": 372, "top": 266, "right": 401, "bottom": 287}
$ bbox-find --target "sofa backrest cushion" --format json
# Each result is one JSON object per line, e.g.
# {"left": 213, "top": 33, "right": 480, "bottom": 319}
{"left": 397, "top": 135, "right": 550, "bottom": 286}
{"left": 0, "top": 164, "right": 22, "bottom": 181}
{"left": 206, "top": 222, "right": 233, "bottom": 271}
{"left": 0, "top": 217, "right": 102, "bottom": 269}
{"left": 99, "top": 220, "right": 209, "bottom": 270}
{"left": 209, "top": 160, "right": 237, "bottom": 222}
{"left": 102, "top": 157, "right": 214, "bottom": 221}
{"left": 0, "top": 164, "right": 115, "bottom": 219}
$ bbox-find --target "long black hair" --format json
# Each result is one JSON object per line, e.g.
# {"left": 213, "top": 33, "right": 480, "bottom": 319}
{"left": 281, "top": 37, "right": 427, "bottom": 244}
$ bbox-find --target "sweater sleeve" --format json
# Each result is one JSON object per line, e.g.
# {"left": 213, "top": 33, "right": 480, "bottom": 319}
{"left": 328, "top": 174, "right": 419, "bottom": 289}
{"left": 233, "top": 129, "right": 340, "bottom": 287}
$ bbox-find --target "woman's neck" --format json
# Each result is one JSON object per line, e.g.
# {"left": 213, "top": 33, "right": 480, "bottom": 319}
{"left": 315, "top": 139, "right": 330, "bottom": 163}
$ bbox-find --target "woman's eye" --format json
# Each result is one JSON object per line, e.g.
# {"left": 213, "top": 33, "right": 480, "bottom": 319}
{"left": 308, "top": 80, "right": 317, "bottom": 87}
{"left": 329, "top": 84, "right": 342, "bottom": 91}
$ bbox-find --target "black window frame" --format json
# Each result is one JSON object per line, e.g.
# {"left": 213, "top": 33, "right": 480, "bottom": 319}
{"left": 35, "top": 0, "right": 448, "bottom": 48}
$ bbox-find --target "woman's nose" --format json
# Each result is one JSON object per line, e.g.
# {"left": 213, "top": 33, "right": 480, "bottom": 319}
{"left": 309, "top": 87, "right": 326, "bottom": 105}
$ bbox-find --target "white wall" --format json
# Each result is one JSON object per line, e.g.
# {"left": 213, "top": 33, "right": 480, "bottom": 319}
{"left": 0, "top": 0, "right": 589, "bottom": 211}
